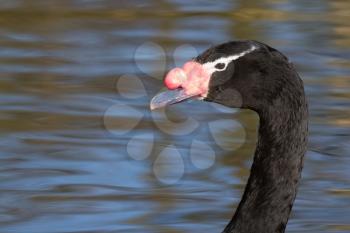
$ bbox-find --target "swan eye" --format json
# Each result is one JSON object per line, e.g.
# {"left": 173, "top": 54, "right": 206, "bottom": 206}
{"left": 215, "top": 63, "right": 226, "bottom": 70}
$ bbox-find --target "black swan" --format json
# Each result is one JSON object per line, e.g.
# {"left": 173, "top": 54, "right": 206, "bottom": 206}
{"left": 150, "top": 40, "right": 308, "bottom": 233}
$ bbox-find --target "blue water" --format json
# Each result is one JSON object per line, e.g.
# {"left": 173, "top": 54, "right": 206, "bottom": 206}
{"left": 1, "top": 1, "right": 350, "bottom": 232}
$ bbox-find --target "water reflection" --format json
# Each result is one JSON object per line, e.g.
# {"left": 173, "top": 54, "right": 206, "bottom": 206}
{"left": 0, "top": 0, "right": 350, "bottom": 233}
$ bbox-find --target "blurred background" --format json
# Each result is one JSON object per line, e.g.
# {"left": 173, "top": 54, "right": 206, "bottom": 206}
{"left": 1, "top": 0, "right": 350, "bottom": 232}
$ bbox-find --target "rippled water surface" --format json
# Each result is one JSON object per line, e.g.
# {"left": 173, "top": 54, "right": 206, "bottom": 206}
{"left": 1, "top": 1, "right": 350, "bottom": 233}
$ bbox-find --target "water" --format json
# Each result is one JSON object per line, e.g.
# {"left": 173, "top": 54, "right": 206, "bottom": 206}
{"left": 1, "top": 1, "right": 350, "bottom": 232}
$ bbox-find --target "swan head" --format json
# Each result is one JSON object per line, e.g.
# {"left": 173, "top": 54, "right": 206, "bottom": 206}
{"left": 151, "top": 40, "right": 293, "bottom": 111}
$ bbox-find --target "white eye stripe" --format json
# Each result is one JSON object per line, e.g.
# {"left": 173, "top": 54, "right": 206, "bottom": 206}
{"left": 215, "top": 63, "right": 227, "bottom": 70}
{"left": 203, "top": 45, "right": 257, "bottom": 73}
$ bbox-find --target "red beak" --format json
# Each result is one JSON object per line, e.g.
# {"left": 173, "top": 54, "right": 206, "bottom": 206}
{"left": 150, "top": 61, "right": 210, "bottom": 110}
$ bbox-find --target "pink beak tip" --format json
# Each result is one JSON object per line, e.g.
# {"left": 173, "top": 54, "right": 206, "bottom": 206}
{"left": 163, "top": 60, "right": 210, "bottom": 96}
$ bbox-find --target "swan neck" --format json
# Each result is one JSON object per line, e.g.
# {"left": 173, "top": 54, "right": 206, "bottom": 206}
{"left": 224, "top": 99, "right": 308, "bottom": 233}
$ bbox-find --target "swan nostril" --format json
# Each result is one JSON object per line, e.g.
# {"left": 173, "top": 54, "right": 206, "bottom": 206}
{"left": 164, "top": 67, "right": 187, "bottom": 90}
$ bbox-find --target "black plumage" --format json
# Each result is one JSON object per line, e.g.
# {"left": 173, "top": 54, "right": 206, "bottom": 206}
{"left": 150, "top": 40, "right": 308, "bottom": 233}
{"left": 197, "top": 40, "right": 308, "bottom": 233}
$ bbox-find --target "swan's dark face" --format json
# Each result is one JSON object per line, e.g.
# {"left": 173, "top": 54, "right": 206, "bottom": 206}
{"left": 150, "top": 40, "right": 291, "bottom": 111}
